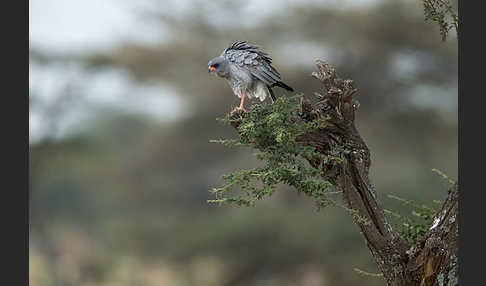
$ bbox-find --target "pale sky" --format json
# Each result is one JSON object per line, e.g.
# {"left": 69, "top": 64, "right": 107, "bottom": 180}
{"left": 29, "top": 0, "right": 380, "bottom": 53}
{"left": 29, "top": 0, "right": 168, "bottom": 53}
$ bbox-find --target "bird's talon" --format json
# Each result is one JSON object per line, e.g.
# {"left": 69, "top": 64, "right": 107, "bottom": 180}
{"left": 231, "top": 106, "right": 246, "bottom": 113}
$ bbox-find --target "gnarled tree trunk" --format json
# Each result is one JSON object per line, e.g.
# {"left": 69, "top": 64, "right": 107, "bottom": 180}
{"left": 229, "top": 60, "right": 458, "bottom": 286}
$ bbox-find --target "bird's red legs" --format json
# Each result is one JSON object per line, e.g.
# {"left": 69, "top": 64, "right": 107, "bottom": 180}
{"left": 239, "top": 91, "right": 247, "bottom": 111}
{"left": 233, "top": 91, "right": 247, "bottom": 112}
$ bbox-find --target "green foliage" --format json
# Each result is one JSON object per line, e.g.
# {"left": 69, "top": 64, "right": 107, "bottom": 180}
{"left": 432, "top": 168, "right": 456, "bottom": 185}
{"left": 353, "top": 268, "right": 384, "bottom": 278}
{"left": 384, "top": 195, "right": 441, "bottom": 244}
{"left": 384, "top": 169, "right": 454, "bottom": 244}
{"left": 422, "top": 0, "right": 458, "bottom": 41}
{"left": 344, "top": 207, "right": 372, "bottom": 226}
{"left": 209, "top": 95, "right": 339, "bottom": 209}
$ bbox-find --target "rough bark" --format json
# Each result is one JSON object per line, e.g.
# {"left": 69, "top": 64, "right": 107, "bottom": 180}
{"left": 229, "top": 59, "right": 459, "bottom": 286}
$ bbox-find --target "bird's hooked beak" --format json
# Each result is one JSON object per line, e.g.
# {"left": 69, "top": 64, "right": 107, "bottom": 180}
{"left": 208, "top": 66, "right": 216, "bottom": 73}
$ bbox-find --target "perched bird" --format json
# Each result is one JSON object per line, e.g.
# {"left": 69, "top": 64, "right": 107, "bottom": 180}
{"left": 208, "top": 41, "right": 294, "bottom": 112}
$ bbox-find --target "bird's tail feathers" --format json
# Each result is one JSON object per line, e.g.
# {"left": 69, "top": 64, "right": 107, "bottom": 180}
{"left": 267, "top": 85, "right": 277, "bottom": 102}
{"left": 273, "top": 81, "right": 294, "bottom": 92}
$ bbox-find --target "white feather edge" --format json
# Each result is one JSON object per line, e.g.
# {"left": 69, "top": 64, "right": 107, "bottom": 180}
{"left": 247, "top": 81, "right": 269, "bottom": 102}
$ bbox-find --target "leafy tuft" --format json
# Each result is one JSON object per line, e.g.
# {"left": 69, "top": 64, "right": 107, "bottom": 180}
{"left": 209, "top": 95, "right": 339, "bottom": 209}
{"left": 384, "top": 194, "right": 440, "bottom": 244}
{"left": 422, "top": 0, "right": 458, "bottom": 41}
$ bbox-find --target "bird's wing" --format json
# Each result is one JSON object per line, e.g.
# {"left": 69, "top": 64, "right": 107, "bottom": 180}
{"left": 222, "top": 41, "right": 282, "bottom": 86}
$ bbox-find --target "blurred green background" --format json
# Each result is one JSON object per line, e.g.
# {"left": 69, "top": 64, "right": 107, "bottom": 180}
{"left": 29, "top": 0, "right": 457, "bottom": 285}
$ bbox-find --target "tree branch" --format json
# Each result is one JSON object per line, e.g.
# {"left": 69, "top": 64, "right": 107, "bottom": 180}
{"left": 227, "top": 59, "right": 459, "bottom": 285}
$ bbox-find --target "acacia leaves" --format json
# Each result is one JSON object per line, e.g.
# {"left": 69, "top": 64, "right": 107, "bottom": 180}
{"left": 384, "top": 194, "right": 440, "bottom": 244}
{"left": 209, "top": 95, "right": 337, "bottom": 209}
{"left": 422, "top": 0, "right": 458, "bottom": 41}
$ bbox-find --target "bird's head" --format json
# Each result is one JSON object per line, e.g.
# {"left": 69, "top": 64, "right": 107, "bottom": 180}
{"left": 208, "top": 56, "right": 229, "bottom": 77}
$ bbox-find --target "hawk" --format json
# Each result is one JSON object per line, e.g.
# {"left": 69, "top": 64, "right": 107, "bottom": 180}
{"left": 208, "top": 41, "right": 294, "bottom": 112}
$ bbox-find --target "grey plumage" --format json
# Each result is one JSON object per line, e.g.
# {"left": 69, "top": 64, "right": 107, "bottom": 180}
{"left": 208, "top": 41, "right": 293, "bottom": 106}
